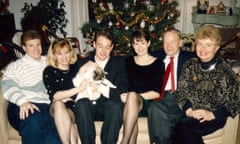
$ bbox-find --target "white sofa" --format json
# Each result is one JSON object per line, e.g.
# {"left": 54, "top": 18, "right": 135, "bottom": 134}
{"left": 0, "top": 75, "right": 239, "bottom": 144}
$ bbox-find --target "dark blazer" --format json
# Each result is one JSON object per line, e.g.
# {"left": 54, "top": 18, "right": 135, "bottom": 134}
{"left": 152, "top": 49, "right": 195, "bottom": 80}
{"left": 77, "top": 53, "right": 129, "bottom": 102}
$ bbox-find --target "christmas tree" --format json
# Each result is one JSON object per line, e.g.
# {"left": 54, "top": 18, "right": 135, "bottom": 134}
{"left": 81, "top": 0, "right": 179, "bottom": 55}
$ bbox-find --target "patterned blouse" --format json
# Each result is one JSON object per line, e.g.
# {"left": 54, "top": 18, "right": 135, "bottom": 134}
{"left": 176, "top": 57, "right": 240, "bottom": 117}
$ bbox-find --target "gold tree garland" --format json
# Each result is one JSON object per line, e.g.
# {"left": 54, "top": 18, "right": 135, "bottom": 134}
{"left": 82, "top": 1, "right": 180, "bottom": 55}
{"left": 93, "top": 5, "right": 178, "bottom": 28}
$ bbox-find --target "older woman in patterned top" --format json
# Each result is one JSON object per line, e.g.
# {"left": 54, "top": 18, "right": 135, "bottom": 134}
{"left": 171, "top": 25, "right": 240, "bottom": 144}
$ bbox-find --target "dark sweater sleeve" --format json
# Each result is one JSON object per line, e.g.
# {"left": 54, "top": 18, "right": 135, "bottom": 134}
{"left": 108, "top": 57, "right": 129, "bottom": 102}
{"left": 43, "top": 67, "right": 58, "bottom": 101}
{"left": 213, "top": 107, "right": 230, "bottom": 123}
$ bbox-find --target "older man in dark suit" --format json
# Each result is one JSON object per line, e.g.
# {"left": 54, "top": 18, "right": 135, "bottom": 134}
{"left": 148, "top": 28, "right": 195, "bottom": 144}
{"left": 74, "top": 29, "right": 128, "bottom": 144}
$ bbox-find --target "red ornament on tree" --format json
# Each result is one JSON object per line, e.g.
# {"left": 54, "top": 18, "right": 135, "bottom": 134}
{"left": 161, "top": 0, "right": 165, "bottom": 5}
{"left": 116, "top": 20, "right": 121, "bottom": 29}
{"left": 141, "top": 0, "right": 145, "bottom": 9}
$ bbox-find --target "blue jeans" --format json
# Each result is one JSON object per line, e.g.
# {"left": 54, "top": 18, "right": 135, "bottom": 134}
{"left": 8, "top": 102, "right": 61, "bottom": 144}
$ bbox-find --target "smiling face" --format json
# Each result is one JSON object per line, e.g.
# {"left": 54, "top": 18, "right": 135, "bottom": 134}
{"left": 23, "top": 39, "right": 42, "bottom": 60}
{"left": 132, "top": 38, "right": 151, "bottom": 56}
{"left": 93, "top": 36, "right": 113, "bottom": 61}
{"left": 194, "top": 25, "right": 221, "bottom": 62}
{"left": 195, "top": 38, "right": 219, "bottom": 62}
{"left": 54, "top": 46, "right": 71, "bottom": 69}
{"left": 163, "top": 31, "right": 182, "bottom": 56}
{"left": 21, "top": 30, "right": 42, "bottom": 60}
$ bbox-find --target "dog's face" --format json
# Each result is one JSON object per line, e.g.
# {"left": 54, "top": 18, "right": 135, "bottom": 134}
{"left": 93, "top": 66, "right": 106, "bottom": 81}
{"left": 80, "top": 61, "right": 106, "bottom": 81}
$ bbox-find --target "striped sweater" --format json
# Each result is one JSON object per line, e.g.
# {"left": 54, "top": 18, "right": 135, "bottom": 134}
{"left": 1, "top": 55, "right": 50, "bottom": 106}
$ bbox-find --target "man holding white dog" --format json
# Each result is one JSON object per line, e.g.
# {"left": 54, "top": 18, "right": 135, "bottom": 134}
{"left": 74, "top": 29, "right": 129, "bottom": 144}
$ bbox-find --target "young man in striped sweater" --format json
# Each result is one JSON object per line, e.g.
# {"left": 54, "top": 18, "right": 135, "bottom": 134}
{"left": 1, "top": 30, "right": 60, "bottom": 144}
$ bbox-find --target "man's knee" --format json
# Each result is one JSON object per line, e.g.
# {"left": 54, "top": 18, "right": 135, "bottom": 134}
{"left": 74, "top": 98, "right": 91, "bottom": 113}
{"left": 107, "top": 101, "right": 123, "bottom": 112}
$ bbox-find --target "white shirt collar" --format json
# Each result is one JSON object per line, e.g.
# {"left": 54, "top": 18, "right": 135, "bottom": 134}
{"left": 94, "top": 56, "right": 109, "bottom": 69}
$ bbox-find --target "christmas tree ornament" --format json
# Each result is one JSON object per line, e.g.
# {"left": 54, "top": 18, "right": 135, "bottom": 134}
{"left": 145, "top": 0, "right": 151, "bottom": 6}
{"left": 99, "top": 2, "right": 107, "bottom": 11}
{"left": 170, "top": 13, "right": 174, "bottom": 17}
{"left": 133, "top": 0, "right": 136, "bottom": 6}
{"left": 161, "top": 0, "right": 165, "bottom": 5}
{"left": 147, "top": 5, "right": 154, "bottom": 11}
{"left": 92, "top": 0, "right": 97, "bottom": 3}
{"left": 124, "top": 2, "right": 130, "bottom": 9}
{"left": 107, "top": 2, "right": 114, "bottom": 11}
{"left": 116, "top": 20, "right": 121, "bottom": 29}
{"left": 149, "top": 25, "right": 155, "bottom": 32}
{"left": 96, "top": 16, "right": 102, "bottom": 23}
{"left": 131, "top": 12, "right": 136, "bottom": 17}
{"left": 140, "top": 20, "right": 145, "bottom": 28}
{"left": 108, "top": 21, "right": 113, "bottom": 27}
{"left": 151, "top": 32, "right": 157, "bottom": 38}
{"left": 159, "top": 36, "right": 163, "bottom": 41}
{"left": 141, "top": 0, "right": 145, "bottom": 9}
{"left": 125, "top": 26, "right": 129, "bottom": 30}
{"left": 168, "top": 0, "right": 173, "bottom": 4}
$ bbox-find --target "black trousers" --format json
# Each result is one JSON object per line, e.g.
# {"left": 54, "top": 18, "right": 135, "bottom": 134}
{"left": 171, "top": 116, "right": 227, "bottom": 144}
{"left": 74, "top": 96, "right": 123, "bottom": 144}
{"left": 148, "top": 92, "right": 184, "bottom": 144}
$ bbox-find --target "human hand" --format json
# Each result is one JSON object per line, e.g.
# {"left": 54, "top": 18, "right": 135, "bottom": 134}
{"left": 89, "top": 81, "right": 99, "bottom": 92}
{"left": 120, "top": 93, "right": 128, "bottom": 103}
{"left": 19, "top": 102, "right": 40, "bottom": 120}
{"left": 77, "top": 79, "right": 90, "bottom": 92}
{"left": 186, "top": 108, "right": 215, "bottom": 123}
{"left": 61, "top": 98, "right": 73, "bottom": 103}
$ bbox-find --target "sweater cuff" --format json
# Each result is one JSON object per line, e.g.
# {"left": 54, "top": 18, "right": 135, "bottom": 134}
{"left": 182, "top": 100, "right": 192, "bottom": 112}
{"left": 213, "top": 107, "right": 229, "bottom": 121}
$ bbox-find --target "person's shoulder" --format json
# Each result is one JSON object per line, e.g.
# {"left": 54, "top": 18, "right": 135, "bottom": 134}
{"left": 184, "top": 57, "right": 198, "bottom": 65}
{"left": 125, "top": 55, "right": 133, "bottom": 61}
{"left": 6, "top": 57, "right": 23, "bottom": 68}
{"left": 180, "top": 50, "right": 196, "bottom": 57}
{"left": 44, "top": 65, "right": 55, "bottom": 70}
{"left": 150, "top": 49, "right": 165, "bottom": 60}
{"left": 1, "top": 58, "right": 25, "bottom": 75}
{"left": 43, "top": 65, "right": 56, "bottom": 73}
{"left": 75, "top": 56, "right": 92, "bottom": 67}
{"left": 110, "top": 55, "right": 128, "bottom": 62}
{"left": 154, "top": 57, "right": 164, "bottom": 65}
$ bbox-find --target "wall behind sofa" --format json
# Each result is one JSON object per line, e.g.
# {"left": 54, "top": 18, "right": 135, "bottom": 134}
{"left": 7, "top": 0, "right": 239, "bottom": 50}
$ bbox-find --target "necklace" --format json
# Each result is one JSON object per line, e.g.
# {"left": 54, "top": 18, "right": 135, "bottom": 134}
{"left": 199, "top": 62, "right": 217, "bottom": 72}
{"left": 62, "top": 69, "right": 70, "bottom": 74}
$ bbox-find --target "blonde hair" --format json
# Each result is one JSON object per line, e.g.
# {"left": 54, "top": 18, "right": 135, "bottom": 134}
{"left": 195, "top": 25, "right": 221, "bottom": 46}
{"left": 47, "top": 38, "right": 77, "bottom": 67}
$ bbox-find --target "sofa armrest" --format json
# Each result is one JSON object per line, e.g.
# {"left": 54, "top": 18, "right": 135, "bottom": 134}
{"left": 203, "top": 114, "right": 239, "bottom": 144}
{"left": 0, "top": 78, "right": 10, "bottom": 144}
{"left": 223, "top": 115, "right": 239, "bottom": 144}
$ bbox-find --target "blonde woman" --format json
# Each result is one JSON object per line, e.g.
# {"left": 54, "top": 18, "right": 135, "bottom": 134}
{"left": 43, "top": 39, "right": 85, "bottom": 144}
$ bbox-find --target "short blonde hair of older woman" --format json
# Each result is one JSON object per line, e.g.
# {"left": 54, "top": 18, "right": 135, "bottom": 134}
{"left": 195, "top": 25, "right": 222, "bottom": 46}
{"left": 47, "top": 38, "right": 78, "bottom": 67}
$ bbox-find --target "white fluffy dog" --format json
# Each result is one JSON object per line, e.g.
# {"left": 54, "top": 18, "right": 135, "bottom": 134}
{"left": 73, "top": 61, "right": 116, "bottom": 103}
